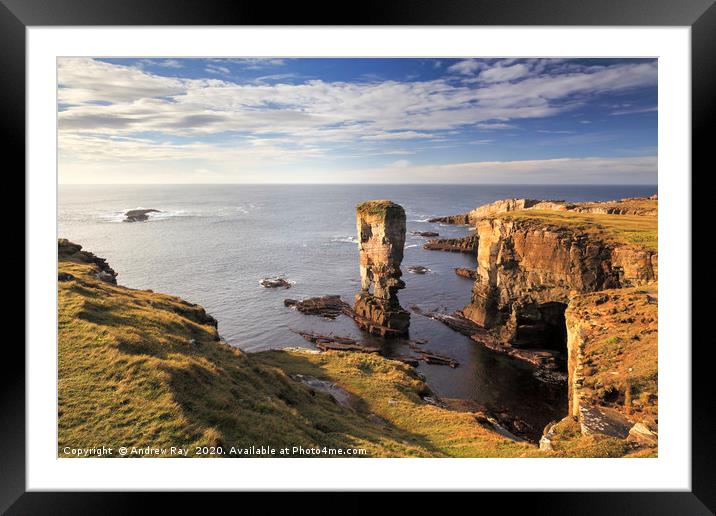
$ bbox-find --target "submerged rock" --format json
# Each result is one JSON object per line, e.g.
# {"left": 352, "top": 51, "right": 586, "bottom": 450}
{"left": 284, "top": 295, "right": 348, "bottom": 318}
{"left": 260, "top": 277, "right": 292, "bottom": 289}
{"left": 124, "top": 209, "right": 160, "bottom": 222}
{"left": 407, "top": 265, "right": 430, "bottom": 274}
{"left": 292, "top": 330, "right": 380, "bottom": 353}
{"left": 411, "top": 231, "right": 439, "bottom": 237}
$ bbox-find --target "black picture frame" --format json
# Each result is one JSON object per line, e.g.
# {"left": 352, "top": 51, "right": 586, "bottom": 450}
{"left": 4, "top": 0, "right": 711, "bottom": 512}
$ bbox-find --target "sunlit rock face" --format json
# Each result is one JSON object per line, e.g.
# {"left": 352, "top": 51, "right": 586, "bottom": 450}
{"left": 353, "top": 200, "right": 410, "bottom": 337}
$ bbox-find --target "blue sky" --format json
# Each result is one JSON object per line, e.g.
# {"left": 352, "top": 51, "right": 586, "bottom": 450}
{"left": 58, "top": 58, "right": 657, "bottom": 184}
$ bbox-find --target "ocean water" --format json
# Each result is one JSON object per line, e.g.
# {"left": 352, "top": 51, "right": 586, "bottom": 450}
{"left": 59, "top": 184, "right": 656, "bottom": 436}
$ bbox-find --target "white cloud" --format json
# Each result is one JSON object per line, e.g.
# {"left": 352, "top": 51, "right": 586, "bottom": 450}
{"left": 205, "top": 64, "right": 231, "bottom": 75}
{"left": 610, "top": 106, "right": 658, "bottom": 116}
{"left": 58, "top": 59, "right": 657, "bottom": 139}
{"left": 476, "top": 122, "right": 516, "bottom": 130}
{"left": 57, "top": 58, "right": 658, "bottom": 183}
{"left": 478, "top": 63, "right": 531, "bottom": 83}
{"left": 447, "top": 59, "right": 485, "bottom": 75}
{"left": 316, "top": 156, "right": 658, "bottom": 185}
{"left": 60, "top": 155, "right": 656, "bottom": 185}
{"left": 138, "top": 59, "right": 184, "bottom": 69}
{"left": 58, "top": 58, "right": 186, "bottom": 105}
{"left": 389, "top": 159, "right": 412, "bottom": 168}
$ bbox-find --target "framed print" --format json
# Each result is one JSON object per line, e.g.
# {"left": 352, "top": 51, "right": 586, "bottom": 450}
{"left": 4, "top": 0, "right": 713, "bottom": 512}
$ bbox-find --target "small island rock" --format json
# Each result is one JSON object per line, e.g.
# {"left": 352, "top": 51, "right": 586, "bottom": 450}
{"left": 124, "top": 209, "right": 160, "bottom": 222}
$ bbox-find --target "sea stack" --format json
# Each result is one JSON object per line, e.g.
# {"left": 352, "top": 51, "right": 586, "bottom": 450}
{"left": 353, "top": 200, "right": 410, "bottom": 337}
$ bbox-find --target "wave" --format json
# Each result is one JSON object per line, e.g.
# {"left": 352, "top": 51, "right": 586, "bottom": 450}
{"left": 99, "top": 205, "right": 255, "bottom": 223}
{"left": 330, "top": 236, "right": 359, "bottom": 244}
{"left": 404, "top": 244, "right": 419, "bottom": 249}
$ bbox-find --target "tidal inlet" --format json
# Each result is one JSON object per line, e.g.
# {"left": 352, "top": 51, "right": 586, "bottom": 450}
{"left": 57, "top": 57, "right": 658, "bottom": 458}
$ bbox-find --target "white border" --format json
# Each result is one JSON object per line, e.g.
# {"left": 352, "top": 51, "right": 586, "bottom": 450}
{"left": 27, "top": 27, "right": 691, "bottom": 491}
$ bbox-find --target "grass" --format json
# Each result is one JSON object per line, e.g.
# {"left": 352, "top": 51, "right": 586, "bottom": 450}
{"left": 254, "top": 350, "right": 541, "bottom": 457}
{"left": 356, "top": 200, "right": 404, "bottom": 218}
{"left": 500, "top": 210, "right": 658, "bottom": 252}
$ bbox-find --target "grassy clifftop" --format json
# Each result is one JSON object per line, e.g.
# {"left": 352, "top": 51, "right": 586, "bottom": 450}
{"left": 498, "top": 210, "right": 658, "bottom": 252}
{"left": 58, "top": 240, "right": 538, "bottom": 457}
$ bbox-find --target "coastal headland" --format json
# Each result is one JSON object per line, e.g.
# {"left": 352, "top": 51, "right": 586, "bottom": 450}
{"left": 58, "top": 195, "right": 657, "bottom": 457}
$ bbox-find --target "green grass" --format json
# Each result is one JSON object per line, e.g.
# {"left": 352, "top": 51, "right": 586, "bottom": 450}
{"left": 501, "top": 210, "right": 658, "bottom": 251}
{"left": 356, "top": 200, "right": 404, "bottom": 218}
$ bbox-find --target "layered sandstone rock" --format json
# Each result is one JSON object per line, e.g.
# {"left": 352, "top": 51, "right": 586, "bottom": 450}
{"left": 353, "top": 200, "right": 410, "bottom": 337}
{"left": 423, "top": 235, "right": 478, "bottom": 253}
{"left": 462, "top": 217, "right": 657, "bottom": 345}
{"left": 429, "top": 198, "right": 542, "bottom": 225}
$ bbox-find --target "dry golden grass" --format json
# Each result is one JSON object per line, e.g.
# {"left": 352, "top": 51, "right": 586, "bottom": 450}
{"left": 566, "top": 286, "right": 658, "bottom": 422}
{"left": 500, "top": 210, "right": 658, "bottom": 251}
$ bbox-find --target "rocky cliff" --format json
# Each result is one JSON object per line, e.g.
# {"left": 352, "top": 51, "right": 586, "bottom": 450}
{"left": 58, "top": 238, "right": 118, "bottom": 284}
{"left": 431, "top": 195, "right": 658, "bottom": 226}
{"left": 433, "top": 196, "right": 658, "bottom": 452}
{"left": 462, "top": 214, "right": 657, "bottom": 346}
{"left": 353, "top": 200, "right": 410, "bottom": 337}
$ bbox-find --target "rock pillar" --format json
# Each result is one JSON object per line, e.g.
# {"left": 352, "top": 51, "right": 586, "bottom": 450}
{"left": 353, "top": 200, "right": 410, "bottom": 337}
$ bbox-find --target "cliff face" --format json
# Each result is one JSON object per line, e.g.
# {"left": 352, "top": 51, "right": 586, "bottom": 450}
{"left": 429, "top": 198, "right": 542, "bottom": 224}
{"left": 353, "top": 200, "right": 410, "bottom": 337}
{"left": 462, "top": 216, "right": 657, "bottom": 347}
{"left": 435, "top": 197, "right": 658, "bottom": 452}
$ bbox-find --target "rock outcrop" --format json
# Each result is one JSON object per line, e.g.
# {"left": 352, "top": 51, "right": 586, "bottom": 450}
{"left": 455, "top": 267, "right": 477, "bottom": 280}
{"left": 58, "top": 238, "right": 118, "bottom": 284}
{"left": 124, "top": 209, "right": 160, "bottom": 222}
{"left": 353, "top": 200, "right": 410, "bottom": 337}
{"left": 423, "top": 235, "right": 478, "bottom": 253}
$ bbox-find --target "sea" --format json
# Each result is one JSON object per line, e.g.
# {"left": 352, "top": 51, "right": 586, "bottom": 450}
{"left": 59, "top": 184, "right": 656, "bottom": 437}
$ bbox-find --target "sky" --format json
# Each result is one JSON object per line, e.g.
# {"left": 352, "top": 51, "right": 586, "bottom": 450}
{"left": 58, "top": 57, "right": 657, "bottom": 184}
